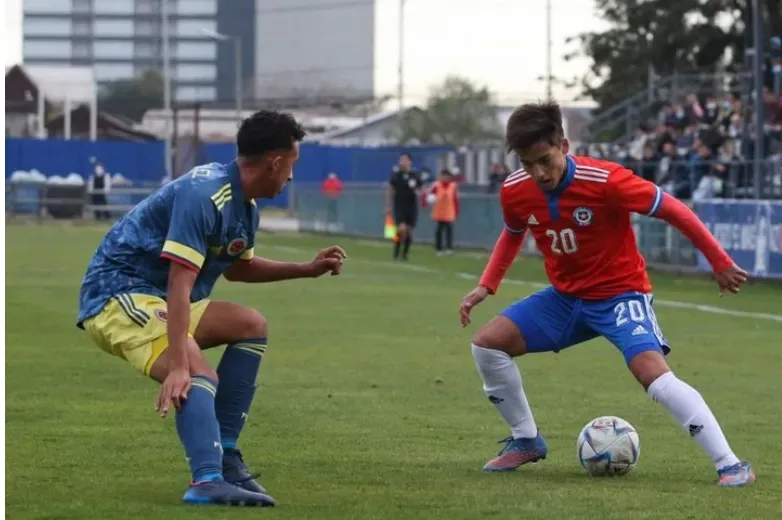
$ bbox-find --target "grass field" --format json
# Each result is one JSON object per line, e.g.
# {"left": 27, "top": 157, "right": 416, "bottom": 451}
{"left": 6, "top": 223, "right": 782, "bottom": 520}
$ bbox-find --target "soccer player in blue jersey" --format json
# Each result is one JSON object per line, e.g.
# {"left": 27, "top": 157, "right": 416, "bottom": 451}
{"left": 77, "top": 110, "right": 347, "bottom": 506}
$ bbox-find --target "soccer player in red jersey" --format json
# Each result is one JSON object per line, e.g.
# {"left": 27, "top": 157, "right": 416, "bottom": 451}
{"left": 459, "top": 102, "right": 755, "bottom": 487}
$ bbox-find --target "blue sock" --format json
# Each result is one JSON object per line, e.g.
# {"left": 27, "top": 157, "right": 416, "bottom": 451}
{"left": 175, "top": 375, "right": 223, "bottom": 483}
{"left": 214, "top": 338, "right": 266, "bottom": 450}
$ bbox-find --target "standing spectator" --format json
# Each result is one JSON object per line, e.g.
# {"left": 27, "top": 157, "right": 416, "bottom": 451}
{"left": 488, "top": 162, "right": 509, "bottom": 193}
{"left": 628, "top": 126, "right": 649, "bottom": 160}
{"left": 635, "top": 143, "right": 659, "bottom": 182}
{"left": 386, "top": 152, "right": 423, "bottom": 261}
{"left": 88, "top": 162, "right": 111, "bottom": 221}
{"left": 425, "top": 169, "right": 460, "bottom": 256}
{"left": 685, "top": 93, "right": 705, "bottom": 125}
{"left": 321, "top": 172, "right": 343, "bottom": 223}
{"left": 702, "top": 96, "right": 720, "bottom": 126}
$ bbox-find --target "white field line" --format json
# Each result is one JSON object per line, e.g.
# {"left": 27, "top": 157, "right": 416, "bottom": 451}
{"left": 267, "top": 245, "right": 782, "bottom": 324}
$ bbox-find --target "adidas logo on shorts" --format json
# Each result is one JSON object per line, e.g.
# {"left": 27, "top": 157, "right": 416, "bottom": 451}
{"left": 631, "top": 325, "right": 648, "bottom": 336}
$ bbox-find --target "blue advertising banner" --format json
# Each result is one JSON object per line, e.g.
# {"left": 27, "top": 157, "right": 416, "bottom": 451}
{"left": 695, "top": 200, "right": 782, "bottom": 279}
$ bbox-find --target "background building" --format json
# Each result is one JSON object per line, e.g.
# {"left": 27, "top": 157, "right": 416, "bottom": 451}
{"left": 22, "top": 0, "right": 376, "bottom": 104}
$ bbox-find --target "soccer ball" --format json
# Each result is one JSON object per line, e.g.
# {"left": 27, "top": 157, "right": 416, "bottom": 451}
{"left": 576, "top": 416, "right": 640, "bottom": 476}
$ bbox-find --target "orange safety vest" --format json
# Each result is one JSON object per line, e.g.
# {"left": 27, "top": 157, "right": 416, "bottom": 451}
{"left": 431, "top": 181, "right": 458, "bottom": 222}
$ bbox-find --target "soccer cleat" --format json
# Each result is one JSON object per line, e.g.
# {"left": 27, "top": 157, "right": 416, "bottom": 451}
{"left": 716, "top": 461, "right": 756, "bottom": 487}
{"left": 483, "top": 431, "right": 548, "bottom": 472}
{"left": 182, "top": 479, "right": 276, "bottom": 506}
{"left": 222, "top": 448, "right": 267, "bottom": 494}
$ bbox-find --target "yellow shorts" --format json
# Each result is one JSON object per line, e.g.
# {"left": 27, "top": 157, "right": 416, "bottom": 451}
{"left": 83, "top": 294, "right": 211, "bottom": 376}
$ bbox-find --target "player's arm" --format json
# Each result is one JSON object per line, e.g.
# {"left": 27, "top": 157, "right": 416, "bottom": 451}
{"left": 478, "top": 199, "right": 527, "bottom": 295}
{"left": 159, "top": 192, "right": 218, "bottom": 365}
{"left": 607, "top": 168, "right": 747, "bottom": 293}
{"left": 460, "top": 193, "right": 526, "bottom": 327}
{"left": 224, "top": 247, "right": 347, "bottom": 283}
{"left": 385, "top": 174, "right": 396, "bottom": 213}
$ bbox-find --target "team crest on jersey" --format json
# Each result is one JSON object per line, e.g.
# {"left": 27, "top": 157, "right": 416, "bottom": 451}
{"left": 227, "top": 237, "right": 248, "bottom": 256}
{"left": 573, "top": 207, "right": 594, "bottom": 226}
{"left": 154, "top": 309, "right": 168, "bottom": 322}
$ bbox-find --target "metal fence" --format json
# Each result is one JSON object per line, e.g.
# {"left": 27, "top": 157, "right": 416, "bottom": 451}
{"left": 8, "top": 180, "right": 781, "bottom": 279}
{"left": 291, "top": 184, "right": 701, "bottom": 272}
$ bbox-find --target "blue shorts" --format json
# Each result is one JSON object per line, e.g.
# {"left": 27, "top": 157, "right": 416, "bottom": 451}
{"left": 500, "top": 287, "right": 670, "bottom": 364}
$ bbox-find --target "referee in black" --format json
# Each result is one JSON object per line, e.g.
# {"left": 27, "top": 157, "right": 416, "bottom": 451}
{"left": 386, "top": 152, "right": 423, "bottom": 261}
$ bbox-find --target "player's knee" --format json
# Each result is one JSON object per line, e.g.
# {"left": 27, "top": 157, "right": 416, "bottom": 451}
{"left": 236, "top": 307, "right": 268, "bottom": 339}
{"left": 472, "top": 321, "right": 525, "bottom": 357}
{"left": 627, "top": 350, "right": 670, "bottom": 390}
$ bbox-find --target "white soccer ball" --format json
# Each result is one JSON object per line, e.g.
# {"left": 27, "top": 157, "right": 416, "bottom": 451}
{"left": 426, "top": 193, "right": 438, "bottom": 205}
{"left": 576, "top": 416, "right": 640, "bottom": 476}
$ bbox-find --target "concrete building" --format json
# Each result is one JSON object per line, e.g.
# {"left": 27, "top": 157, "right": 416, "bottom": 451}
{"left": 22, "top": 0, "right": 376, "bottom": 104}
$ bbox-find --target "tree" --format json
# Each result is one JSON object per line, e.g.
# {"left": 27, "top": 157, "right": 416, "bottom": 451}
{"left": 396, "top": 76, "right": 503, "bottom": 146}
{"left": 99, "top": 69, "right": 164, "bottom": 122}
{"left": 567, "top": 0, "right": 782, "bottom": 110}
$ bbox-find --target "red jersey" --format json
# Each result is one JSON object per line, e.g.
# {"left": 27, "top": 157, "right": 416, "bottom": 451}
{"left": 479, "top": 155, "right": 733, "bottom": 299}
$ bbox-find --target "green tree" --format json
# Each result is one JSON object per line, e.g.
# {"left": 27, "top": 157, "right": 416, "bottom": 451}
{"left": 99, "top": 69, "right": 164, "bottom": 122}
{"left": 397, "top": 76, "right": 502, "bottom": 146}
{"left": 568, "top": 0, "right": 782, "bottom": 110}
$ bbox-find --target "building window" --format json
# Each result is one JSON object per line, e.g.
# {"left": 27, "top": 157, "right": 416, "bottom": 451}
{"left": 175, "top": 64, "right": 217, "bottom": 81}
{"left": 73, "top": 20, "right": 92, "bottom": 36}
{"left": 184, "top": 0, "right": 216, "bottom": 15}
{"left": 134, "top": 42, "right": 161, "bottom": 58}
{"left": 175, "top": 19, "right": 216, "bottom": 38}
{"left": 93, "top": 19, "right": 135, "bottom": 37}
{"left": 94, "top": 63, "right": 135, "bottom": 81}
{"left": 176, "top": 41, "right": 216, "bottom": 60}
{"left": 23, "top": 0, "right": 71, "bottom": 14}
{"left": 24, "top": 39, "right": 73, "bottom": 59}
{"left": 93, "top": 41, "right": 134, "bottom": 59}
{"left": 23, "top": 17, "right": 71, "bottom": 37}
{"left": 135, "top": 20, "right": 161, "bottom": 36}
{"left": 135, "top": 0, "right": 161, "bottom": 14}
{"left": 94, "top": 0, "right": 134, "bottom": 14}
{"left": 176, "top": 86, "right": 217, "bottom": 102}
{"left": 73, "top": 0, "right": 93, "bottom": 14}
{"left": 72, "top": 40, "right": 92, "bottom": 59}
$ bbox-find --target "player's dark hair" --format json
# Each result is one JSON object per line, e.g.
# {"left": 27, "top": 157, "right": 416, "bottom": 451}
{"left": 505, "top": 101, "right": 565, "bottom": 153}
{"left": 236, "top": 110, "right": 306, "bottom": 157}
{"left": 400, "top": 152, "right": 412, "bottom": 160}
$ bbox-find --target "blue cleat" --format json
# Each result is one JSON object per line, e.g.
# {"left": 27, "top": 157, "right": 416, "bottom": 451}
{"left": 716, "top": 461, "right": 756, "bottom": 487}
{"left": 223, "top": 448, "right": 267, "bottom": 494}
{"left": 182, "top": 479, "right": 276, "bottom": 506}
{"left": 483, "top": 431, "right": 548, "bottom": 472}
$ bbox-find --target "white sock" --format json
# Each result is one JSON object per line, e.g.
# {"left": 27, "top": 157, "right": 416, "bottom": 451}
{"left": 472, "top": 344, "right": 537, "bottom": 439}
{"left": 648, "top": 371, "right": 740, "bottom": 470}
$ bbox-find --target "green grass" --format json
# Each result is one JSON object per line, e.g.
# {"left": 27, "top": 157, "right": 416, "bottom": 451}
{"left": 6, "top": 223, "right": 782, "bottom": 520}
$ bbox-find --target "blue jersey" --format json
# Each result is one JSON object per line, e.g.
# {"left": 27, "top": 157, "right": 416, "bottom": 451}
{"left": 77, "top": 161, "right": 259, "bottom": 327}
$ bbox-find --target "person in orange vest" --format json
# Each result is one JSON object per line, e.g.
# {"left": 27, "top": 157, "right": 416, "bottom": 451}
{"left": 321, "top": 172, "right": 343, "bottom": 223}
{"left": 424, "top": 169, "right": 460, "bottom": 256}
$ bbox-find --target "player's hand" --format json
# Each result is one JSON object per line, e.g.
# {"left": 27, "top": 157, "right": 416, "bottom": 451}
{"left": 309, "top": 246, "right": 347, "bottom": 277}
{"left": 714, "top": 264, "right": 748, "bottom": 296}
{"left": 460, "top": 285, "right": 491, "bottom": 327}
{"left": 156, "top": 368, "right": 191, "bottom": 418}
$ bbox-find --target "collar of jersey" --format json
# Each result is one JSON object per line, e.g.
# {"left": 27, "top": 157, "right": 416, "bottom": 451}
{"left": 544, "top": 155, "right": 576, "bottom": 200}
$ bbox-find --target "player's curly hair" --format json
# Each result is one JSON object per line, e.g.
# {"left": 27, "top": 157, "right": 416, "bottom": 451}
{"left": 505, "top": 101, "right": 565, "bottom": 153}
{"left": 236, "top": 110, "right": 306, "bottom": 157}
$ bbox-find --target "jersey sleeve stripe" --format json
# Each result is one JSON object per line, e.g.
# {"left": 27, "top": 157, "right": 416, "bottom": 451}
{"left": 161, "top": 240, "right": 205, "bottom": 269}
{"left": 574, "top": 174, "right": 608, "bottom": 183}
{"left": 647, "top": 185, "right": 664, "bottom": 216}
{"left": 240, "top": 247, "right": 254, "bottom": 260}
{"left": 575, "top": 164, "right": 610, "bottom": 175}
{"left": 504, "top": 175, "right": 530, "bottom": 187}
{"left": 504, "top": 224, "right": 526, "bottom": 234}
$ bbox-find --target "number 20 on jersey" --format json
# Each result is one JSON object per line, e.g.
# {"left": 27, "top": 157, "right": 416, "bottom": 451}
{"left": 545, "top": 228, "right": 579, "bottom": 255}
